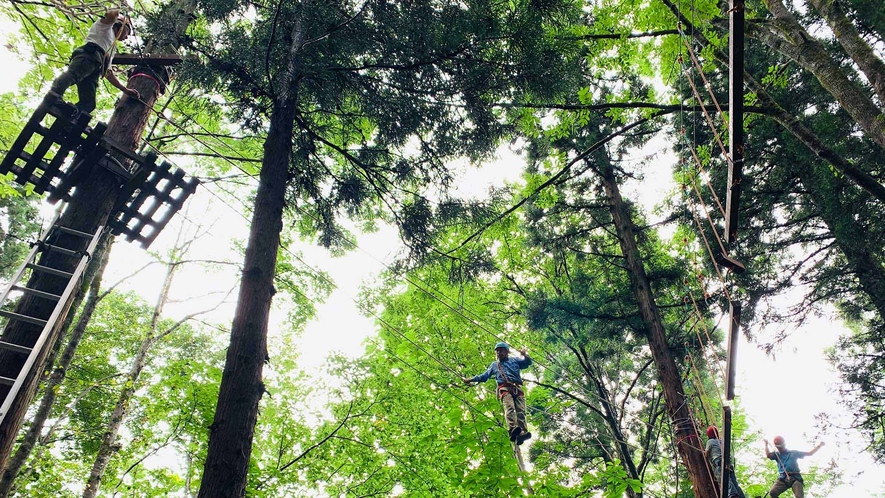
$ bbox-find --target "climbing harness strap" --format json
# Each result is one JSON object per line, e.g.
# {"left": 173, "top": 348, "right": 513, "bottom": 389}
{"left": 495, "top": 360, "right": 524, "bottom": 400}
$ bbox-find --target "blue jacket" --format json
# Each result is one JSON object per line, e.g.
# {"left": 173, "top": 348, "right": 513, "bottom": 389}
{"left": 768, "top": 450, "right": 807, "bottom": 477}
{"left": 470, "top": 355, "right": 532, "bottom": 385}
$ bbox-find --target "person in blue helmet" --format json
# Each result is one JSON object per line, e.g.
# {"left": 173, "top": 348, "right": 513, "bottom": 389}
{"left": 463, "top": 342, "right": 533, "bottom": 444}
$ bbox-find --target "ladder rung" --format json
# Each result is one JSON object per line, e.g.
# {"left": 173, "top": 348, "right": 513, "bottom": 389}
{"left": 26, "top": 263, "right": 73, "bottom": 279}
{"left": 11, "top": 285, "right": 61, "bottom": 302}
{"left": 55, "top": 226, "right": 94, "bottom": 239}
{"left": 0, "top": 376, "right": 15, "bottom": 386}
{"left": 0, "top": 340, "right": 32, "bottom": 355}
{"left": 42, "top": 244, "right": 79, "bottom": 257}
{"left": 0, "top": 310, "right": 48, "bottom": 327}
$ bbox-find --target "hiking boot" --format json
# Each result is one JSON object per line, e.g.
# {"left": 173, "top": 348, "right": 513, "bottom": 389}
{"left": 516, "top": 432, "right": 532, "bottom": 445}
{"left": 508, "top": 427, "right": 522, "bottom": 441}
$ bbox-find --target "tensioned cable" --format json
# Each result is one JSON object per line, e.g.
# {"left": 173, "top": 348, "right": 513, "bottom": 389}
{"left": 679, "top": 35, "right": 729, "bottom": 132}
{"left": 680, "top": 138, "right": 727, "bottom": 219}
{"left": 144, "top": 134, "right": 681, "bottom": 465}
{"left": 136, "top": 97, "right": 677, "bottom": 442}
{"left": 110, "top": 57, "right": 727, "bottom": 469}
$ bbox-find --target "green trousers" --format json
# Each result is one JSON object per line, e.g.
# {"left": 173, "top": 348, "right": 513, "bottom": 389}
{"left": 50, "top": 45, "right": 105, "bottom": 113}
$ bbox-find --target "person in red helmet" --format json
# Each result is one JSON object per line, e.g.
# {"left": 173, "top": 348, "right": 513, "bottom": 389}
{"left": 704, "top": 426, "right": 745, "bottom": 498}
{"left": 463, "top": 342, "right": 532, "bottom": 444}
{"left": 764, "top": 435, "right": 825, "bottom": 497}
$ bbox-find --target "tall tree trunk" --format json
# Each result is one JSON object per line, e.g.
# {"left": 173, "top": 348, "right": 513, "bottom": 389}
{"left": 198, "top": 6, "right": 307, "bottom": 494}
{"left": 598, "top": 160, "right": 718, "bottom": 498}
{"left": 0, "top": 0, "right": 196, "bottom": 470}
{"left": 752, "top": 0, "right": 885, "bottom": 151}
{"left": 0, "top": 236, "right": 112, "bottom": 498}
{"left": 81, "top": 250, "right": 178, "bottom": 498}
{"left": 586, "top": 362, "right": 642, "bottom": 498}
{"left": 807, "top": 0, "right": 885, "bottom": 105}
{"left": 197, "top": 99, "right": 294, "bottom": 497}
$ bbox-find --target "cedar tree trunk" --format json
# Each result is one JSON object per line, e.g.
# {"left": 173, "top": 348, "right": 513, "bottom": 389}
{"left": 599, "top": 161, "right": 718, "bottom": 498}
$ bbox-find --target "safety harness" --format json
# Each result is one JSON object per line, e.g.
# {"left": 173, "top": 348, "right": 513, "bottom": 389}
{"left": 496, "top": 359, "right": 524, "bottom": 400}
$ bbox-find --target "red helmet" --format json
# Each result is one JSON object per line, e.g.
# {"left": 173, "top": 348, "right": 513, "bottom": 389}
{"left": 773, "top": 435, "right": 785, "bottom": 447}
{"left": 706, "top": 426, "right": 718, "bottom": 438}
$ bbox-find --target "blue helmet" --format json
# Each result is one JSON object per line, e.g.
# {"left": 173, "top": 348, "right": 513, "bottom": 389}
{"left": 495, "top": 342, "right": 509, "bottom": 350}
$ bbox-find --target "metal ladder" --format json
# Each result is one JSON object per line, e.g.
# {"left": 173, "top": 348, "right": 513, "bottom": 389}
{"left": 0, "top": 219, "right": 103, "bottom": 425}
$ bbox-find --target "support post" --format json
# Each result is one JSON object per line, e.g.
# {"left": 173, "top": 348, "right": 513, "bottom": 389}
{"left": 725, "top": 302, "right": 741, "bottom": 401}
{"left": 726, "top": 0, "right": 745, "bottom": 243}
{"left": 721, "top": 406, "right": 732, "bottom": 498}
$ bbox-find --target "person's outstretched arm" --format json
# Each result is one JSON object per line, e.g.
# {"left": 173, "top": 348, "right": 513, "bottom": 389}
{"left": 464, "top": 364, "right": 495, "bottom": 384}
{"left": 763, "top": 439, "right": 773, "bottom": 459}
{"left": 518, "top": 349, "right": 532, "bottom": 368}
{"left": 806, "top": 442, "right": 825, "bottom": 456}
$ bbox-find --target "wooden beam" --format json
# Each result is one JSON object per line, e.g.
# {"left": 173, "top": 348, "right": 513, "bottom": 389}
{"left": 725, "top": 301, "right": 741, "bottom": 401}
{"left": 112, "top": 54, "right": 182, "bottom": 66}
{"left": 721, "top": 406, "right": 732, "bottom": 498}
{"left": 725, "top": 0, "right": 745, "bottom": 244}
{"left": 715, "top": 252, "right": 746, "bottom": 274}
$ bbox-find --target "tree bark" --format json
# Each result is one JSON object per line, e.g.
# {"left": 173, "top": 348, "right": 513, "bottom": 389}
{"left": 197, "top": 99, "right": 293, "bottom": 498}
{"left": 807, "top": 0, "right": 885, "bottom": 105}
{"left": 598, "top": 160, "right": 718, "bottom": 498}
{"left": 81, "top": 249, "right": 177, "bottom": 498}
{"left": 198, "top": 5, "right": 307, "bottom": 494}
{"left": 0, "top": 236, "right": 112, "bottom": 498}
{"left": 752, "top": 0, "right": 885, "bottom": 151}
{"left": 0, "top": 0, "right": 196, "bottom": 471}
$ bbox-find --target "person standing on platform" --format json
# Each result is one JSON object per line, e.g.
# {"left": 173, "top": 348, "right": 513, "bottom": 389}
{"left": 50, "top": 9, "right": 140, "bottom": 115}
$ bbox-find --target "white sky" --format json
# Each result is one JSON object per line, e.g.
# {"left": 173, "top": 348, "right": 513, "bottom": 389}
{"left": 2, "top": 21, "right": 883, "bottom": 497}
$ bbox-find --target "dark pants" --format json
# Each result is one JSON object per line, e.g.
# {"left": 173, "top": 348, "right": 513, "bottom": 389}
{"left": 711, "top": 458, "right": 746, "bottom": 498}
{"left": 769, "top": 475, "right": 803, "bottom": 498}
{"left": 50, "top": 44, "right": 105, "bottom": 113}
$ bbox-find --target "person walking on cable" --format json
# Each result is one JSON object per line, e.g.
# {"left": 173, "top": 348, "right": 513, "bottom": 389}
{"left": 704, "top": 426, "right": 746, "bottom": 498}
{"left": 764, "top": 435, "right": 824, "bottom": 497}
{"left": 463, "top": 342, "right": 532, "bottom": 444}
{"left": 50, "top": 8, "right": 139, "bottom": 115}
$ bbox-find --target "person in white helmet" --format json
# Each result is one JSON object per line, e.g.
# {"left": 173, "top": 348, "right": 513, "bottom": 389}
{"left": 764, "top": 435, "right": 824, "bottom": 497}
{"left": 50, "top": 9, "right": 140, "bottom": 115}
{"left": 463, "top": 342, "right": 532, "bottom": 444}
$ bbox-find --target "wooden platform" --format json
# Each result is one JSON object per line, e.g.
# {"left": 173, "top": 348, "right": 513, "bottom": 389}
{"left": 1, "top": 92, "right": 200, "bottom": 249}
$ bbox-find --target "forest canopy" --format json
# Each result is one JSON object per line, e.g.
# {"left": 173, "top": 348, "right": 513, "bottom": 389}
{"left": 0, "top": 0, "right": 883, "bottom": 496}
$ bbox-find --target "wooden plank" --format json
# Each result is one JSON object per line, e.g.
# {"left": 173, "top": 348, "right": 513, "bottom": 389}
{"left": 49, "top": 121, "right": 110, "bottom": 203}
{"left": 37, "top": 112, "right": 92, "bottom": 193}
{"left": 725, "top": 0, "right": 745, "bottom": 244}
{"left": 111, "top": 54, "right": 183, "bottom": 66}
{"left": 0, "top": 96, "right": 51, "bottom": 177}
{"left": 125, "top": 163, "right": 175, "bottom": 239}
{"left": 18, "top": 119, "right": 66, "bottom": 187}
{"left": 721, "top": 407, "right": 732, "bottom": 498}
{"left": 725, "top": 301, "right": 741, "bottom": 401}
